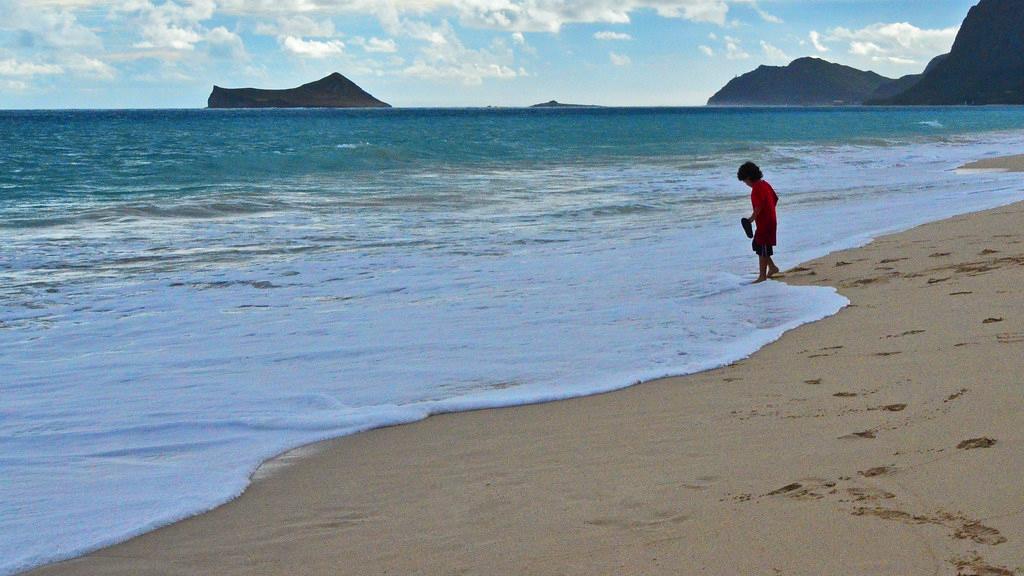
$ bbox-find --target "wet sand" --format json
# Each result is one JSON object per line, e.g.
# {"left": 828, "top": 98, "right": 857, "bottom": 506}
{"left": 26, "top": 176, "right": 1024, "bottom": 576}
{"left": 959, "top": 153, "right": 1024, "bottom": 172}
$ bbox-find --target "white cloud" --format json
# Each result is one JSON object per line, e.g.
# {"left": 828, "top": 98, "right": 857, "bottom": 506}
{"left": 206, "top": 26, "right": 249, "bottom": 60}
{"left": 353, "top": 36, "right": 399, "bottom": 53}
{"left": 809, "top": 30, "right": 828, "bottom": 53}
{"left": 732, "top": 0, "right": 781, "bottom": 24}
{"left": 217, "top": 0, "right": 737, "bottom": 32}
{"left": 0, "top": 58, "right": 63, "bottom": 76}
{"left": 253, "top": 15, "right": 335, "bottom": 37}
{"left": 1, "top": 79, "right": 30, "bottom": 91}
{"left": 594, "top": 30, "right": 632, "bottom": 41}
{"left": 399, "top": 20, "right": 522, "bottom": 85}
{"left": 698, "top": 44, "right": 714, "bottom": 56}
{"left": 827, "top": 22, "right": 958, "bottom": 66}
{"left": 218, "top": 0, "right": 320, "bottom": 13}
{"left": 759, "top": 40, "right": 786, "bottom": 62}
{"left": 848, "top": 41, "right": 881, "bottom": 56}
{"left": 280, "top": 35, "right": 345, "bottom": 58}
{"left": 724, "top": 35, "right": 748, "bottom": 59}
{"left": 754, "top": 7, "right": 781, "bottom": 24}
{"left": 609, "top": 51, "right": 631, "bottom": 65}
{"left": 63, "top": 53, "right": 117, "bottom": 78}
{"left": 403, "top": 60, "right": 518, "bottom": 82}
{"left": 123, "top": 0, "right": 217, "bottom": 51}
{"left": 0, "top": 0, "right": 102, "bottom": 49}
{"left": 510, "top": 30, "right": 538, "bottom": 54}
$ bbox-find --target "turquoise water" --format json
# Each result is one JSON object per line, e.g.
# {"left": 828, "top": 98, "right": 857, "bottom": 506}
{"left": 1, "top": 107, "right": 1023, "bottom": 575}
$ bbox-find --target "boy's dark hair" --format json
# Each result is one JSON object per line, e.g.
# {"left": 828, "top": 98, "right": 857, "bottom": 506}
{"left": 737, "top": 162, "right": 763, "bottom": 182}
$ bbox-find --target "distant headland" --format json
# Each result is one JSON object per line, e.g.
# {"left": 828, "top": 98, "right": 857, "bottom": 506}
{"left": 207, "top": 72, "right": 390, "bottom": 109}
{"left": 708, "top": 0, "right": 1023, "bottom": 106}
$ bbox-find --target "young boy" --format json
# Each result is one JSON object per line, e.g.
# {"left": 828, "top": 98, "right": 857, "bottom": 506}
{"left": 738, "top": 161, "right": 779, "bottom": 283}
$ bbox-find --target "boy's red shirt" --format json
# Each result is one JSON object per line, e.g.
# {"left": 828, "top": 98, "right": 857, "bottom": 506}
{"left": 750, "top": 180, "right": 778, "bottom": 246}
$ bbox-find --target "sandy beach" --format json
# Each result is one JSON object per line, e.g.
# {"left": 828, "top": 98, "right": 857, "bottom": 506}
{"left": 26, "top": 166, "right": 1024, "bottom": 575}
{"left": 960, "top": 154, "right": 1024, "bottom": 172}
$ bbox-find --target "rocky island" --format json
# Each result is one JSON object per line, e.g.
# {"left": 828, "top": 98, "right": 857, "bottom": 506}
{"left": 207, "top": 72, "right": 390, "bottom": 108}
{"left": 529, "top": 100, "right": 600, "bottom": 108}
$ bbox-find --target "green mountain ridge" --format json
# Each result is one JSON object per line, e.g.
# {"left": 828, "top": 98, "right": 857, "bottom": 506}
{"left": 707, "top": 57, "right": 899, "bottom": 106}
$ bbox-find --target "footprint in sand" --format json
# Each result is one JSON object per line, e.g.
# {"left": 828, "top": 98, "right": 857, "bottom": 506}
{"left": 951, "top": 552, "right": 1015, "bottom": 576}
{"left": 957, "top": 437, "right": 996, "bottom": 450}
{"left": 982, "top": 317, "right": 1004, "bottom": 324}
{"left": 844, "top": 486, "right": 895, "bottom": 502}
{"left": 944, "top": 388, "right": 968, "bottom": 402}
{"left": 858, "top": 466, "right": 891, "bottom": 478}
{"left": 841, "top": 430, "right": 876, "bottom": 439}
{"left": 929, "top": 252, "right": 952, "bottom": 258}
{"left": 979, "top": 248, "right": 1000, "bottom": 255}
{"left": 885, "top": 330, "right": 925, "bottom": 339}
{"left": 833, "top": 392, "right": 857, "bottom": 398}
{"left": 880, "top": 404, "right": 907, "bottom": 412}
{"left": 765, "top": 478, "right": 835, "bottom": 500}
{"left": 927, "top": 277, "right": 951, "bottom": 284}
{"left": 804, "top": 379, "right": 822, "bottom": 385}
{"left": 874, "top": 351, "right": 902, "bottom": 357}
{"left": 767, "top": 482, "right": 803, "bottom": 495}
{"left": 852, "top": 508, "right": 1007, "bottom": 546}
{"left": 954, "top": 522, "right": 1008, "bottom": 545}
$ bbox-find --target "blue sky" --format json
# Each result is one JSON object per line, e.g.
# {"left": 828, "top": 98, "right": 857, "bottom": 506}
{"left": 0, "top": 0, "right": 978, "bottom": 108}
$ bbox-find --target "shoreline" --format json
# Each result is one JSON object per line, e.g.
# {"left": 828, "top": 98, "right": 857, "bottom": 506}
{"left": 959, "top": 154, "right": 1024, "bottom": 173}
{"left": 234, "top": 153, "right": 1024, "bottom": 489}
{"left": 23, "top": 163, "right": 1024, "bottom": 575}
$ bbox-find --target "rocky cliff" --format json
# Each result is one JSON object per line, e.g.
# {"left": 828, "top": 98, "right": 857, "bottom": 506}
{"left": 872, "top": 0, "right": 1024, "bottom": 104}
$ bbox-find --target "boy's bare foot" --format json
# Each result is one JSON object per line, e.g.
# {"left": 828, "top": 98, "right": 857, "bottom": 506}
{"left": 752, "top": 277, "right": 767, "bottom": 284}
{"left": 767, "top": 265, "right": 780, "bottom": 278}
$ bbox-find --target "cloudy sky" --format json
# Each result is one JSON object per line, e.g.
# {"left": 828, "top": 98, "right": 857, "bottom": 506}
{"left": 0, "top": 0, "right": 976, "bottom": 108}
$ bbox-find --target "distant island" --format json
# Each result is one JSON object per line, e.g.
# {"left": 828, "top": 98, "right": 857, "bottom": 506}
{"left": 529, "top": 100, "right": 601, "bottom": 108}
{"left": 709, "top": 0, "right": 1022, "bottom": 106}
{"left": 207, "top": 72, "right": 390, "bottom": 108}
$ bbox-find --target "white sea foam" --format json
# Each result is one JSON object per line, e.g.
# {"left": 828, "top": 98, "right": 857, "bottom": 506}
{"left": 1, "top": 129, "right": 1023, "bottom": 575}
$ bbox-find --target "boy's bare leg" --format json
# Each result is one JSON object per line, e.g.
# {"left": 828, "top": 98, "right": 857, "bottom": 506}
{"left": 766, "top": 256, "right": 780, "bottom": 278}
{"left": 754, "top": 255, "right": 769, "bottom": 283}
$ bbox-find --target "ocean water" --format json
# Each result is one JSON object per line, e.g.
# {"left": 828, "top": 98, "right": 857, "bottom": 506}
{"left": 2, "top": 107, "right": 1023, "bottom": 574}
